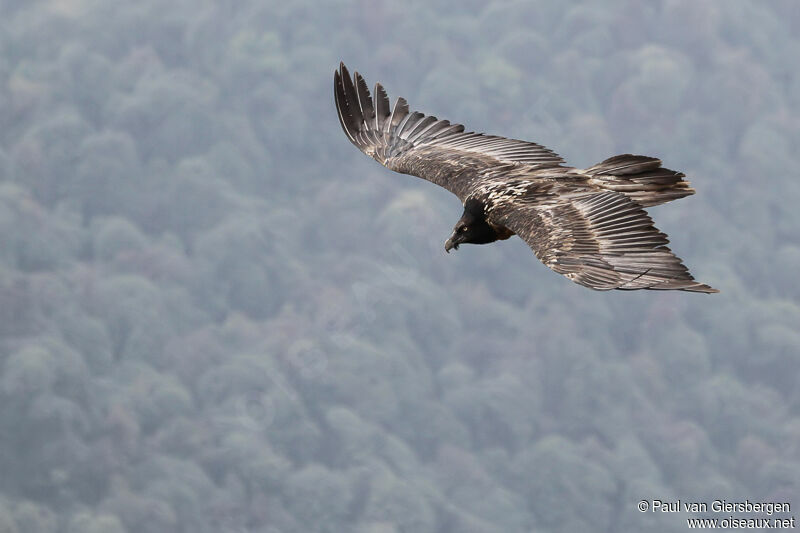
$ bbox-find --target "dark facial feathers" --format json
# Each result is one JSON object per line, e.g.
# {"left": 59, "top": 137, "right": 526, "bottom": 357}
{"left": 445, "top": 200, "right": 504, "bottom": 252}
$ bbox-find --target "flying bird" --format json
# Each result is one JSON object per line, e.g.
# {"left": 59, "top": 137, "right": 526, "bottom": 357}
{"left": 334, "top": 63, "right": 717, "bottom": 293}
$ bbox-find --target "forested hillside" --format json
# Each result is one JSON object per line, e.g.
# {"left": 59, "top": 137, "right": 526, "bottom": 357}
{"left": 0, "top": 1, "right": 798, "bottom": 532}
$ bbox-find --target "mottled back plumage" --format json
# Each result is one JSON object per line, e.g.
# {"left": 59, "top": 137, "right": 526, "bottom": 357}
{"left": 334, "top": 63, "right": 717, "bottom": 293}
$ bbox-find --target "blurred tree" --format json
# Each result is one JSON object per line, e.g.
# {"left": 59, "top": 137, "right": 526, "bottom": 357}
{"left": 73, "top": 132, "right": 141, "bottom": 222}
{"left": 110, "top": 72, "right": 220, "bottom": 161}
{"left": 360, "top": 466, "right": 436, "bottom": 533}
{"left": 0, "top": 149, "right": 10, "bottom": 182}
{"left": 13, "top": 108, "right": 91, "bottom": 207}
{"left": 517, "top": 436, "right": 616, "bottom": 532}
{"left": 10, "top": 501, "right": 56, "bottom": 533}
{"left": 91, "top": 275, "right": 169, "bottom": 362}
{"left": 194, "top": 215, "right": 286, "bottom": 319}
{"left": 0, "top": 500, "right": 18, "bottom": 533}
{"left": 92, "top": 217, "right": 148, "bottom": 263}
{"left": 57, "top": 44, "right": 114, "bottom": 126}
{"left": 285, "top": 464, "right": 353, "bottom": 533}
{"left": 66, "top": 512, "right": 126, "bottom": 533}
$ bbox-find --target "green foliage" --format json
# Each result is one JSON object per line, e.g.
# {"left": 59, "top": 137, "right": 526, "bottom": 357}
{"left": 0, "top": 2, "right": 797, "bottom": 532}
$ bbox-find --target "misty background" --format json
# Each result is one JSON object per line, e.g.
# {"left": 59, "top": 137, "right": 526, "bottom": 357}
{"left": 1, "top": 1, "right": 798, "bottom": 532}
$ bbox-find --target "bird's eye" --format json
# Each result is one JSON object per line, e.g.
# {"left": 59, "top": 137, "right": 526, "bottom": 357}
{"left": 459, "top": 226, "right": 468, "bottom": 233}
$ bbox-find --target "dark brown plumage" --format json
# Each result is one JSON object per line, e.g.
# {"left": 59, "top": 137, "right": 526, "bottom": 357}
{"left": 334, "top": 63, "right": 717, "bottom": 293}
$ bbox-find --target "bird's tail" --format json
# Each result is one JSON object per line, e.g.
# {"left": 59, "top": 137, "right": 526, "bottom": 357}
{"left": 585, "top": 154, "right": 694, "bottom": 207}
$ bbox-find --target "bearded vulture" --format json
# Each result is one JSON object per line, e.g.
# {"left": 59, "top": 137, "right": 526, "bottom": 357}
{"left": 334, "top": 63, "right": 717, "bottom": 293}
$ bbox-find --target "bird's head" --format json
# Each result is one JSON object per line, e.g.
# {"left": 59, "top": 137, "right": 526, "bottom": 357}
{"left": 445, "top": 200, "right": 498, "bottom": 253}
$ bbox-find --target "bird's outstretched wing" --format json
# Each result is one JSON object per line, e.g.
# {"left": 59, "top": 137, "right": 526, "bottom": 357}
{"left": 493, "top": 190, "right": 718, "bottom": 293}
{"left": 334, "top": 63, "right": 564, "bottom": 200}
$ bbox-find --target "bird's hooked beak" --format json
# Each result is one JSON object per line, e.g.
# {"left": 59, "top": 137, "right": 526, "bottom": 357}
{"left": 444, "top": 234, "right": 460, "bottom": 253}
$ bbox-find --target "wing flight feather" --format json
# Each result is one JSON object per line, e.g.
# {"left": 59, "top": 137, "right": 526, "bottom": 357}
{"left": 334, "top": 63, "right": 564, "bottom": 199}
{"left": 493, "top": 190, "right": 718, "bottom": 293}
